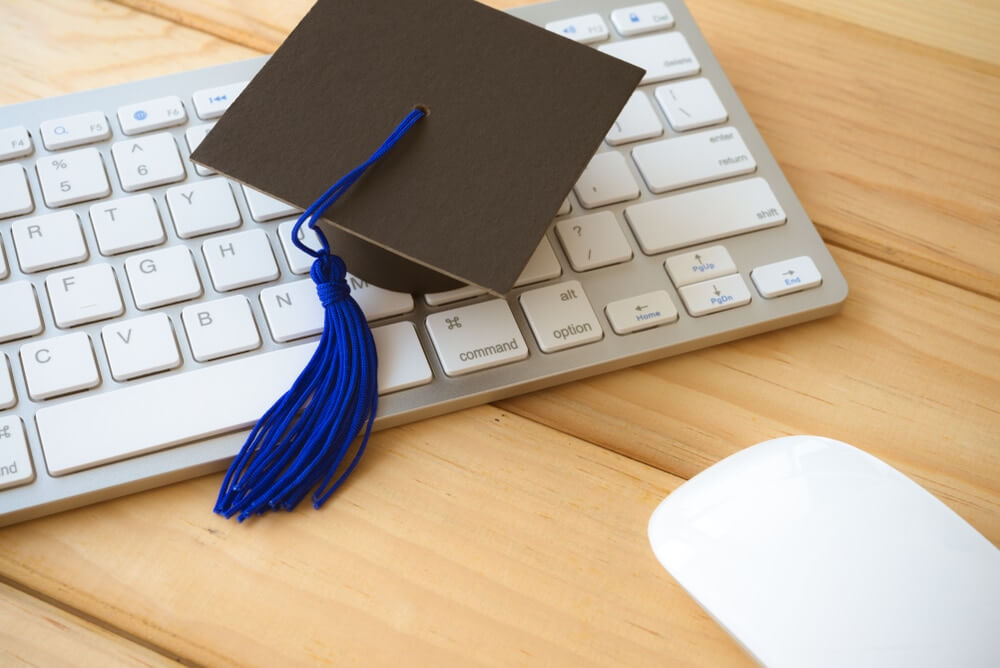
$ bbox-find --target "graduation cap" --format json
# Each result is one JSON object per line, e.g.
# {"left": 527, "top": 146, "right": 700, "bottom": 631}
{"left": 193, "top": 0, "right": 643, "bottom": 519}
{"left": 193, "top": 0, "right": 642, "bottom": 294}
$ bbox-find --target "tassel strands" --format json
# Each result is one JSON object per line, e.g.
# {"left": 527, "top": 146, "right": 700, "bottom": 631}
{"left": 215, "top": 107, "right": 427, "bottom": 521}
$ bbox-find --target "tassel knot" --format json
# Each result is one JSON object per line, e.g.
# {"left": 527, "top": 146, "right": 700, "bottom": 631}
{"left": 314, "top": 256, "right": 351, "bottom": 307}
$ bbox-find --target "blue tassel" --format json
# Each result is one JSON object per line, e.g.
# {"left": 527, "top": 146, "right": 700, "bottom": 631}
{"left": 215, "top": 107, "right": 426, "bottom": 521}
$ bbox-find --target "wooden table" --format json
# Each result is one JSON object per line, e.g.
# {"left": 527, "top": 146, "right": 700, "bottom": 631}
{"left": 2, "top": 0, "right": 997, "bottom": 664}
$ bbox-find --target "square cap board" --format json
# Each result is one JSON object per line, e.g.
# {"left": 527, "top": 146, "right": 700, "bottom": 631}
{"left": 192, "top": 0, "right": 643, "bottom": 293}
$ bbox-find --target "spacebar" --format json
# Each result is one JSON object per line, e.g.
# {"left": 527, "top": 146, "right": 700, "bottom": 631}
{"left": 37, "top": 343, "right": 317, "bottom": 476}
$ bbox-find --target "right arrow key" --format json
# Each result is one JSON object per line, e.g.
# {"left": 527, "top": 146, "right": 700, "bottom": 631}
{"left": 751, "top": 256, "right": 823, "bottom": 298}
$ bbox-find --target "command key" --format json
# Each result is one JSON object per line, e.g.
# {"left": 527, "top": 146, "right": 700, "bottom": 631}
{"left": 0, "top": 417, "right": 34, "bottom": 491}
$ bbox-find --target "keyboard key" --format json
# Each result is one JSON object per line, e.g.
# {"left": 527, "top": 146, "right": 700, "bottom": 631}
{"left": 678, "top": 273, "right": 752, "bottom": 316}
{"left": 0, "top": 237, "right": 6, "bottom": 279}
{"left": 12, "top": 211, "right": 88, "bottom": 273}
{"left": 35, "top": 342, "right": 312, "bottom": 475}
{"left": 605, "top": 290, "right": 678, "bottom": 334}
{"left": 557, "top": 197, "right": 571, "bottom": 216}
{"left": 0, "top": 355, "right": 15, "bottom": 410}
{"left": 425, "top": 300, "right": 528, "bottom": 376}
{"left": 36, "top": 147, "right": 111, "bottom": 207}
{"left": 262, "top": 275, "right": 416, "bottom": 342}
{"left": 371, "top": 322, "right": 433, "bottom": 394}
{"left": 655, "top": 78, "right": 728, "bottom": 131}
{"left": 606, "top": 91, "right": 663, "bottom": 146}
{"left": 166, "top": 178, "right": 241, "bottom": 238}
{"left": 202, "top": 229, "right": 279, "bottom": 291}
{"left": 0, "top": 164, "right": 34, "bottom": 219}
{"left": 665, "top": 245, "right": 738, "bottom": 287}
{"left": 519, "top": 281, "right": 603, "bottom": 352}
{"left": 610, "top": 2, "right": 674, "bottom": 36}
{"left": 111, "top": 133, "right": 186, "bottom": 191}
{"left": 34, "top": 323, "right": 426, "bottom": 476}
{"left": 184, "top": 124, "right": 216, "bottom": 175}
{"left": 555, "top": 212, "right": 633, "bottom": 272}
{"left": 514, "top": 237, "right": 562, "bottom": 287}
{"left": 751, "top": 256, "right": 823, "bottom": 298}
{"left": 46, "top": 263, "right": 125, "bottom": 328}
{"left": 39, "top": 111, "right": 111, "bottom": 150}
{"left": 182, "top": 295, "right": 261, "bottom": 362}
{"left": 277, "top": 220, "right": 322, "bottom": 274}
{"left": 262, "top": 273, "right": 411, "bottom": 337}
{"left": 574, "top": 152, "right": 640, "bottom": 209}
{"left": 0, "top": 125, "right": 33, "bottom": 160}
{"left": 118, "top": 95, "right": 187, "bottom": 135}
{"left": 192, "top": 81, "right": 248, "bottom": 120}
{"left": 347, "top": 275, "right": 415, "bottom": 321}
{"left": 0, "top": 281, "right": 43, "bottom": 343}
{"left": 101, "top": 313, "right": 181, "bottom": 381}
{"left": 626, "top": 178, "right": 785, "bottom": 253}
{"left": 599, "top": 32, "right": 699, "bottom": 85}
{"left": 0, "top": 417, "right": 34, "bottom": 491}
{"left": 242, "top": 185, "right": 300, "bottom": 221}
{"left": 545, "top": 14, "right": 609, "bottom": 43}
{"left": 20, "top": 331, "right": 100, "bottom": 400}
{"left": 125, "top": 246, "right": 202, "bottom": 309}
{"left": 424, "top": 284, "right": 488, "bottom": 306}
{"left": 631, "top": 127, "right": 756, "bottom": 194}
{"left": 260, "top": 279, "right": 323, "bottom": 342}
{"left": 89, "top": 194, "right": 166, "bottom": 255}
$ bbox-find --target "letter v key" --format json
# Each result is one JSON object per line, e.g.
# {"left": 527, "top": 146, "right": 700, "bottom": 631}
{"left": 101, "top": 313, "right": 180, "bottom": 381}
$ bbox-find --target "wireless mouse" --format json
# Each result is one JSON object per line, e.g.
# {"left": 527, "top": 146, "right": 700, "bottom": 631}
{"left": 648, "top": 435, "right": 1000, "bottom": 667}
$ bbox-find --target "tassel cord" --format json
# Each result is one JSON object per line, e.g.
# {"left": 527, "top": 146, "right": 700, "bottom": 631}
{"left": 217, "top": 262, "right": 376, "bottom": 519}
{"left": 292, "top": 108, "right": 427, "bottom": 259}
{"left": 215, "top": 107, "right": 425, "bottom": 520}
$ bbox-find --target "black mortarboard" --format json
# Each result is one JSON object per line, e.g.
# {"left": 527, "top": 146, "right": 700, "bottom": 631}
{"left": 192, "top": 0, "right": 643, "bottom": 294}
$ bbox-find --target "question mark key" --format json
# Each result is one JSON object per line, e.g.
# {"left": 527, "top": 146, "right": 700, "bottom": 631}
{"left": 554, "top": 211, "right": 633, "bottom": 272}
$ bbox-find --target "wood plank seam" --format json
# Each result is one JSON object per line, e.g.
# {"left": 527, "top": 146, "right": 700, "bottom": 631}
{"left": 109, "top": 0, "right": 271, "bottom": 54}
{"left": 744, "top": 0, "right": 1000, "bottom": 70}
{"left": 0, "top": 574, "right": 193, "bottom": 667}
{"left": 811, "top": 226, "right": 998, "bottom": 301}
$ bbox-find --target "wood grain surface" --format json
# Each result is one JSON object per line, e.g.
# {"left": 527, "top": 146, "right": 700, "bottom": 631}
{"left": 1, "top": 0, "right": 997, "bottom": 665}
{"left": 0, "top": 580, "right": 173, "bottom": 666}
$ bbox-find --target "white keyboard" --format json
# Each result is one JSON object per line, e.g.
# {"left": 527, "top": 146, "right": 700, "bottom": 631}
{"left": 0, "top": 0, "right": 847, "bottom": 525}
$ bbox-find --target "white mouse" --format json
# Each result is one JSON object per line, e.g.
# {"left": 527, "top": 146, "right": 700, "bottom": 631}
{"left": 648, "top": 435, "right": 1000, "bottom": 667}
